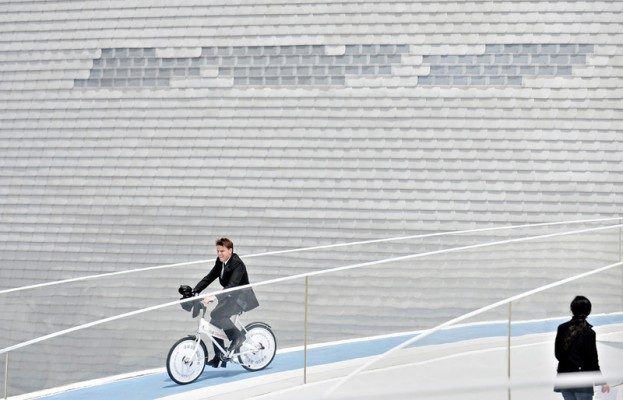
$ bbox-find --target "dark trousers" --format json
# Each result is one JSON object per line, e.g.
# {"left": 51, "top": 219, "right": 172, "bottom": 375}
{"left": 210, "top": 296, "right": 243, "bottom": 338}
{"left": 210, "top": 296, "right": 242, "bottom": 358}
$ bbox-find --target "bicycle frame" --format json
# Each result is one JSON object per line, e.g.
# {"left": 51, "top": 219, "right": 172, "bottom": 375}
{"left": 191, "top": 302, "right": 256, "bottom": 362}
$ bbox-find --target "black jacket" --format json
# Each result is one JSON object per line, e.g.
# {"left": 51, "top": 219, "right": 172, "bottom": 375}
{"left": 554, "top": 318, "right": 604, "bottom": 394}
{"left": 555, "top": 319, "right": 601, "bottom": 373}
{"left": 193, "top": 253, "right": 259, "bottom": 312}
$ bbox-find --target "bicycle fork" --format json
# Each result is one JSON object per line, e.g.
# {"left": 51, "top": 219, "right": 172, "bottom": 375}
{"left": 183, "top": 335, "right": 203, "bottom": 367}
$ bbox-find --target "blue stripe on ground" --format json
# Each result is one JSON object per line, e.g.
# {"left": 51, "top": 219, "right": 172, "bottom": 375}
{"left": 36, "top": 314, "right": 623, "bottom": 400}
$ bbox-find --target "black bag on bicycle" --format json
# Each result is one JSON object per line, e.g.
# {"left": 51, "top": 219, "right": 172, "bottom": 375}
{"left": 178, "top": 285, "right": 197, "bottom": 312}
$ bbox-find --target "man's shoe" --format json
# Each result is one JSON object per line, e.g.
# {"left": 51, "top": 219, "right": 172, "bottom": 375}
{"left": 207, "top": 357, "right": 227, "bottom": 368}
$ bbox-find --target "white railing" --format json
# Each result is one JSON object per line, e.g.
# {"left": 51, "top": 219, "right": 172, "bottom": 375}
{"left": 2, "top": 216, "right": 620, "bottom": 296}
{"left": 1, "top": 217, "right": 621, "bottom": 399}
{"left": 325, "top": 259, "right": 623, "bottom": 399}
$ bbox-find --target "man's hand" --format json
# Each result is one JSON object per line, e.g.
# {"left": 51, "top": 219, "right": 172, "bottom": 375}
{"left": 202, "top": 295, "right": 216, "bottom": 305}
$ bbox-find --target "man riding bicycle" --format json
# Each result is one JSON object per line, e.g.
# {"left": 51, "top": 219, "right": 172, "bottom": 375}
{"left": 192, "top": 237, "right": 259, "bottom": 368}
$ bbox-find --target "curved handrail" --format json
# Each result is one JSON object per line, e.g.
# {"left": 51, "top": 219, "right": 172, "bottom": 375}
{"left": 1, "top": 216, "right": 620, "bottom": 295}
{"left": 324, "top": 258, "right": 623, "bottom": 397}
{"left": 1, "top": 221, "right": 620, "bottom": 356}
{"left": 323, "top": 372, "right": 623, "bottom": 400}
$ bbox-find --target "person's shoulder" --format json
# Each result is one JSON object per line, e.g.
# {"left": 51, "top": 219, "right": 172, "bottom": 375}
{"left": 584, "top": 322, "right": 596, "bottom": 335}
{"left": 557, "top": 319, "right": 572, "bottom": 330}
{"left": 231, "top": 253, "right": 246, "bottom": 266}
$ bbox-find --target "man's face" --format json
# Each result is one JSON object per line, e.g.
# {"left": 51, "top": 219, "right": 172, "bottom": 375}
{"left": 216, "top": 245, "right": 233, "bottom": 263}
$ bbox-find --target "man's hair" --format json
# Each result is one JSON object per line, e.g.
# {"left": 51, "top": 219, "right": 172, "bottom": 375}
{"left": 216, "top": 237, "right": 234, "bottom": 251}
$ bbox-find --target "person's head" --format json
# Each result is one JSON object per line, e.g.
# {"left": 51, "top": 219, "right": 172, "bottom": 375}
{"left": 570, "top": 295, "right": 591, "bottom": 318}
{"left": 215, "top": 237, "right": 234, "bottom": 263}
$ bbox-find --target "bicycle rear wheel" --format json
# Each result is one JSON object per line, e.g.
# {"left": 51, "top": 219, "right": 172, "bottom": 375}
{"left": 238, "top": 322, "right": 277, "bottom": 371}
{"left": 166, "top": 336, "right": 208, "bottom": 384}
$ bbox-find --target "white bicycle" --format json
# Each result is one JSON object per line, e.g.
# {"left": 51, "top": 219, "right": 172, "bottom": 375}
{"left": 166, "top": 290, "right": 277, "bottom": 385}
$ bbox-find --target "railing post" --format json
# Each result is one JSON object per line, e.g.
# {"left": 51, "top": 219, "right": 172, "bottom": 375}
{"left": 619, "top": 220, "right": 623, "bottom": 303}
{"left": 4, "top": 352, "right": 8, "bottom": 400}
{"left": 507, "top": 302, "right": 512, "bottom": 400}
{"left": 619, "top": 219, "right": 621, "bottom": 262}
{"left": 304, "top": 276, "right": 309, "bottom": 384}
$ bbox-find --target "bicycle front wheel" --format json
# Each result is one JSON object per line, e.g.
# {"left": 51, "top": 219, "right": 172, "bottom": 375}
{"left": 166, "top": 336, "right": 208, "bottom": 385}
{"left": 238, "top": 322, "right": 277, "bottom": 371}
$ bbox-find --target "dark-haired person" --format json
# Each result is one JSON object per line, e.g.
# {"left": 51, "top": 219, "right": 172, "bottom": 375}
{"left": 554, "top": 295, "right": 610, "bottom": 400}
{"left": 193, "top": 237, "right": 259, "bottom": 368}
